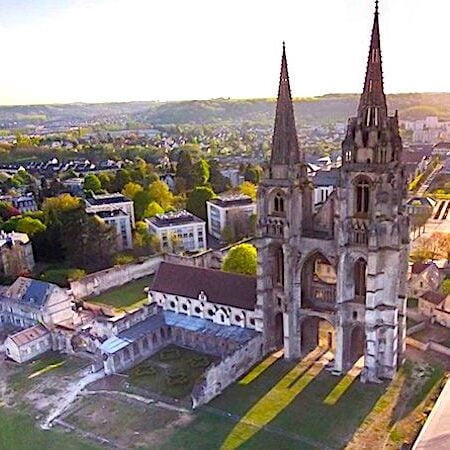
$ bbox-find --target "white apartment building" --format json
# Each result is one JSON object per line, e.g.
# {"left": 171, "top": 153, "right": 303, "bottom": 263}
{"left": 95, "top": 209, "right": 133, "bottom": 250}
{"left": 85, "top": 193, "right": 135, "bottom": 227}
{"left": 206, "top": 194, "right": 256, "bottom": 240}
{"left": 146, "top": 210, "right": 206, "bottom": 253}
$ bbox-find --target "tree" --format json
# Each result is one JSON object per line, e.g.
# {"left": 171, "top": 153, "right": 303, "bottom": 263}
{"left": 148, "top": 180, "right": 173, "bottom": 211}
{"left": 244, "top": 165, "right": 263, "bottom": 184}
{"left": 145, "top": 201, "right": 164, "bottom": 218}
{"left": 114, "top": 169, "right": 132, "bottom": 191}
{"left": 83, "top": 174, "right": 102, "bottom": 194}
{"left": 16, "top": 217, "right": 47, "bottom": 236}
{"left": 240, "top": 181, "right": 257, "bottom": 200}
{"left": 222, "top": 243, "right": 257, "bottom": 276}
{"left": 0, "top": 202, "right": 20, "bottom": 220}
{"left": 192, "top": 159, "right": 210, "bottom": 186}
{"left": 221, "top": 225, "right": 235, "bottom": 245}
{"left": 442, "top": 279, "right": 450, "bottom": 295}
{"left": 186, "top": 186, "right": 215, "bottom": 220}
{"left": 122, "top": 182, "right": 143, "bottom": 200}
{"left": 134, "top": 190, "right": 153, "bottom": 220}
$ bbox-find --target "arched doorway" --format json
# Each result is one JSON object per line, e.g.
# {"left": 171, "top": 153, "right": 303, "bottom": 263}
{"left": 301, "top": 252, "right": 337, "bottom": 311}
{"left": 274, "top": 312, "right": 284, "bottom": 350}
{"left": 349, "top": 325, "right": 365, "bottom": 366}
{"left": 300, "top": 316, "right": 335, "bottom": 355}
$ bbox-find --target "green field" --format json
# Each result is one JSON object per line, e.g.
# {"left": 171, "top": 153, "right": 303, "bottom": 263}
{"left": 0, "top": 408, "right": 99, "bottom": 450}
{"left": 88, "top": 275, "right": 154, "bottom": 309}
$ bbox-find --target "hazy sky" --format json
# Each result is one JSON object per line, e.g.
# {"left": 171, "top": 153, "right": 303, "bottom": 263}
{"left": 0, "top": 0, "right": 448, "bottom": 105}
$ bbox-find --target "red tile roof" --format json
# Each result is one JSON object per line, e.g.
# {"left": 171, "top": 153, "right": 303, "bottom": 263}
{"left": 151, "top": 262, "right": 257, "bottom": 311}
{"left": 421, "top": 291, "right": 446, "bottom": 306}
{"left": 8, "top": 325, "right": 49, "bottom": 347}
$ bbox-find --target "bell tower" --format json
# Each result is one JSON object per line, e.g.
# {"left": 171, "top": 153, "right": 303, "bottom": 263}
{"left": 336, "top": 0, "right": 410, "bottom": 381}
{"left": 255, "top": 43, "right": 312, "bottom": 359}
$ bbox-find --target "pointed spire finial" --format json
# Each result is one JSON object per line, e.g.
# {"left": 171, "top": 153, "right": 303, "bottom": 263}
{"left": 357, "top": 0, "right": 387, "bottom": 124}
{"left": 270, "top": 42, "right": 301, "bottom": 166}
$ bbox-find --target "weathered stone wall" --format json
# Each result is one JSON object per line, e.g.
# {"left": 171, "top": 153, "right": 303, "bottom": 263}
{"left": 70, "top": 255, "right": 164, "bottom": 299}
{"left": 191, "top": 334, "right": 264, "bottom": 408}
{"left": 406, "top": 321, "right": 427, "bottom": 336}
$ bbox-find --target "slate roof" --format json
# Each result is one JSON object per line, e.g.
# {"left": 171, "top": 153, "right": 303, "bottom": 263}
{"left": 411, "top": 262, "right": 435, "bottom": 276}
{"left": 151, "top": 262, "right": 257, "bottom": 311}
{"left": 149, "top": 210, "right": 204, "bottom": 228}
{"left": 86, "top": 193, "right": 131, "bottom": 206}
{"left": 208, "top": 194, "right": 254, "bottom": 209}
{"left": 312, "top": 169, "right": 339, "bottom": 187}
{"left": 8, "top": 325, "right": 49, "bottom": 347}
{"left": 5, "top": 277, "right": 58, "bottom": 308}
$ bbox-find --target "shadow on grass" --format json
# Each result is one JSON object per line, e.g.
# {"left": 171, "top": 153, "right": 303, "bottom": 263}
{"left": 163, "top": 350, "right": 386, "bottom": 450}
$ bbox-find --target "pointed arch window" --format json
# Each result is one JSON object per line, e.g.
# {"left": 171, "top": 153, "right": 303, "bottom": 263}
{"left": 355, "top": 179, "right": 370, "bottom": 215}
{"left": 354, "top": 259, "right": 367, "bottom": 300}
{"left": 274, "top": 193, "right": 285, "bottom": 214}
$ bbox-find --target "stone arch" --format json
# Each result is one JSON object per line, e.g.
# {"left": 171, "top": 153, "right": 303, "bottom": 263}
{"left": 300, "top": 315, "right": 335, "bottom": 356}
{"left": 300, "top": 251, "right": 337, "bottom": 310}
{"left": 349, "top": 324, "right": 365, "bottom": 367}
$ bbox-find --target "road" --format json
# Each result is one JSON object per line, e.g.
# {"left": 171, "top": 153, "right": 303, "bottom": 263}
{"left": 413, "top": 379, "right": 450, "bottom": 450}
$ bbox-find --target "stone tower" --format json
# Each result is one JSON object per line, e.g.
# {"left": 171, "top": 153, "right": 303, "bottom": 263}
{"left": 337, "top": 1, "right": 410, "bottom": 381}
{"left": 256, "top": 2, "right": 409, "bottom": 382}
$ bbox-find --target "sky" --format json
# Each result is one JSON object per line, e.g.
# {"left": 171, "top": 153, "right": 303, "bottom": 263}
{"left": 0, "top": 0, "right": 448, "bottom": 105}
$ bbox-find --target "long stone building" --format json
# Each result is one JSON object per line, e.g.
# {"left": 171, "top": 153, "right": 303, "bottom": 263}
{"left": 255, "top": 2, "right": 410, "bottom": 382}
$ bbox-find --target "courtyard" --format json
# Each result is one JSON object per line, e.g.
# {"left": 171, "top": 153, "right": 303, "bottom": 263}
{"left": 87, "top": 275, "right": 154, "bottom": 310}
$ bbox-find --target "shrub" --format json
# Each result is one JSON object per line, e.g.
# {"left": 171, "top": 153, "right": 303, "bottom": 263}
{"left": 189, "top": 355, "right": 210, "bottom": 369}
{"left": 166, "top": 370, "right": 188, "bottom": 386}
{"left": 134, "top": 365, "right": 157, "bottom": 377}
{"left": 159, "top": 348, "right": 180, "bottom": 361}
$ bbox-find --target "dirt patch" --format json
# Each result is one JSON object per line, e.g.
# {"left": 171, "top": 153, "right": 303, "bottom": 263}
{"left": 64, "top": 394, "right": 194, "bottom": 449}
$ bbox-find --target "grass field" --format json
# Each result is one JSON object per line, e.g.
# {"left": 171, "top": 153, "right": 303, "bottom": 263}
{"left": 7, "top": 352, "right": 86, "bottom": 394}
{"left": 0, "top": 408, "right": 99, "bottom": 450}
{"left": 127, "top": 345, "right": 218, "bottom": 399}
{"left": 87, "top": 275, "right": 154, "bottom": 309}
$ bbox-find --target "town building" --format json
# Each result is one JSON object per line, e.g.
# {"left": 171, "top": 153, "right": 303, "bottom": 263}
{"left": 94, "top": 209, "right": 133, "bottom": 251}
{"left": 219, "top": 168, "right": 244, "bottom": 187}
{"left": 0, "top": 277, "right": 74, "bottom": 329}
{"left": 85, "top": 193, "right": 135, "bottom": 227}
{"left": 256, "top": 3, "right": 410, "bottom": 383}
{"left": 408, "top": 262, "right": 443, "bottom": 298}
{"left": 432, "top": 142, "right": 450, "bottom": 158}
{"left": 312, "top": 169, "right": 339, "bottom": 210}
{"left": 0, "top": 193, "right": 38, "bottom": 214}
{"left": 61, "top": 177, "right": 84, "bottom": 196}
{"left": 146, "top": 210, "right": 206, "bottom": 253}
{"left": 4, "top": 324, "right": 51, "bottom": 363}
{"left": 0, "top": 231, "right": 35, "bottom": 278}
{"left": 207, "top": 194, "right": 256, "bottom": 241}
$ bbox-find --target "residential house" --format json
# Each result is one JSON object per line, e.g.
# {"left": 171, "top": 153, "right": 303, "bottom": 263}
{"left": 94, "top": 209, "right": 133, "bottom": 251}
{"left": 207, "top": 194, "right": 256, "bottom": 241}
{"left": 4, "top": 324, "right": 51, "bottom": 363}
{"left": 408, "top": 262, "right": 443, "bottom": 298}
{"left": 85, "top": 193, "right": 135, "bottom": 227}
{"left": 0, "top": 277, "right": 73, "bottom": 329}
{"left": 146, "top": 210, "right": 206, "bottom": 253}
{"left": 0, "top": 232, "right": 35, "bottom": 278}
{"left": 418, "top": 291, "right": 447, "bottom": 318}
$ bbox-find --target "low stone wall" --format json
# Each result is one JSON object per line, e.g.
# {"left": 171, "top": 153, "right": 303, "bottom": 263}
{"left": 406, "top": 337, "right": 429, "bottom": 351}
{"left": 407, "top": 321, "right": 427, "bottom": 336}
{"left": 430, "top": 342, "right": 450, "bottom": 357}
{"left": 191, "top": 334, "right": 264, "bottom": 409}
{"left": 70, "top": 255, "right": 164, "bottom": 299}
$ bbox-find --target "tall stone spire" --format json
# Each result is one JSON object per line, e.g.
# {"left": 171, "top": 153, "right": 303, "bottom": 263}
{"left": 357, "top": 0, "right": 388, "bottom": 124}
{"left": 271, "top": 42, "right": 300, "bottom": 165}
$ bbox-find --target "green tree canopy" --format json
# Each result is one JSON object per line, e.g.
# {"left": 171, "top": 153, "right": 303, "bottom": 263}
{"left": 122, "top": 182, "right": 143, "bottom": 200}
{"left": 192, "top": 159, "right": 210, "bottom": 186}
{"left": 16, "top": 217, "right": 47, "bottom": 236}
{"left": 186, "top": 186, "right": 215, "bottom": 220}
{"left": 222, "top": 243, "right": 257, "bottom": 276}
{"left": 145, "top": 201, "right": 164, "bottom": 218}
{"left": 84, "top": 174, "right": 102, "bottom": 194}
{"left": 148, "top": 180, "right": 173, "bottom": 211}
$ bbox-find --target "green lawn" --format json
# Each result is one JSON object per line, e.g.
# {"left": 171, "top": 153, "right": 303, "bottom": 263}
{"left": 127, "top": 345, "right": 218, "bottom": 399}
{"left": 0, "top": 408, "right": 99, "bottom": 450}
{"left": 407, "top": 298, "right": 419, "bottom": 309}
{"left": 87, "top": 275, "right": 154, "bottom": 309}
{"left": 160, "top": 355, "right": 445, "bottom": 450}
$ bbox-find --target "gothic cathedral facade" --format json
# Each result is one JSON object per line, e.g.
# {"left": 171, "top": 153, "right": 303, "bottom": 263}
{"left": 255, "top": 3, "right": 410, "bottom": 382}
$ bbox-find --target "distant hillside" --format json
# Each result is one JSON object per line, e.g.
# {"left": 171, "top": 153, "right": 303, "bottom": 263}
{"left": 137, "top": 93, "right": 450, "bottom": 126}
{"left": 0, "top": 93, "right": 449, "bottom": 127}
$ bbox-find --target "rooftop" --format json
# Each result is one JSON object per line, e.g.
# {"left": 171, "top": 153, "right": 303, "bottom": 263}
{"left": 86, "top": 193, "right": 131, "bottom": 206}
{"left": 5, "top": 277, "right": 61, "bottom": 308}
{"left": 151, "top": 262, "right": 257, "bottom": 311}
{"left": 8, "top": 324, "right": 49, "bottom": 347}
{"left": 421, "top": 291, "right": 446, "bottom": 306}
{"left": 149, "top": 210, "right": 204, "bottom": 228}
{"left": 208, "top": 194, "right": 254, "bottom": 208}
{"left": 95, "top": 208, "right": 128, "bottom": 219}
{"left": 312, "top": 169, "right": 339, "bottom": 187}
